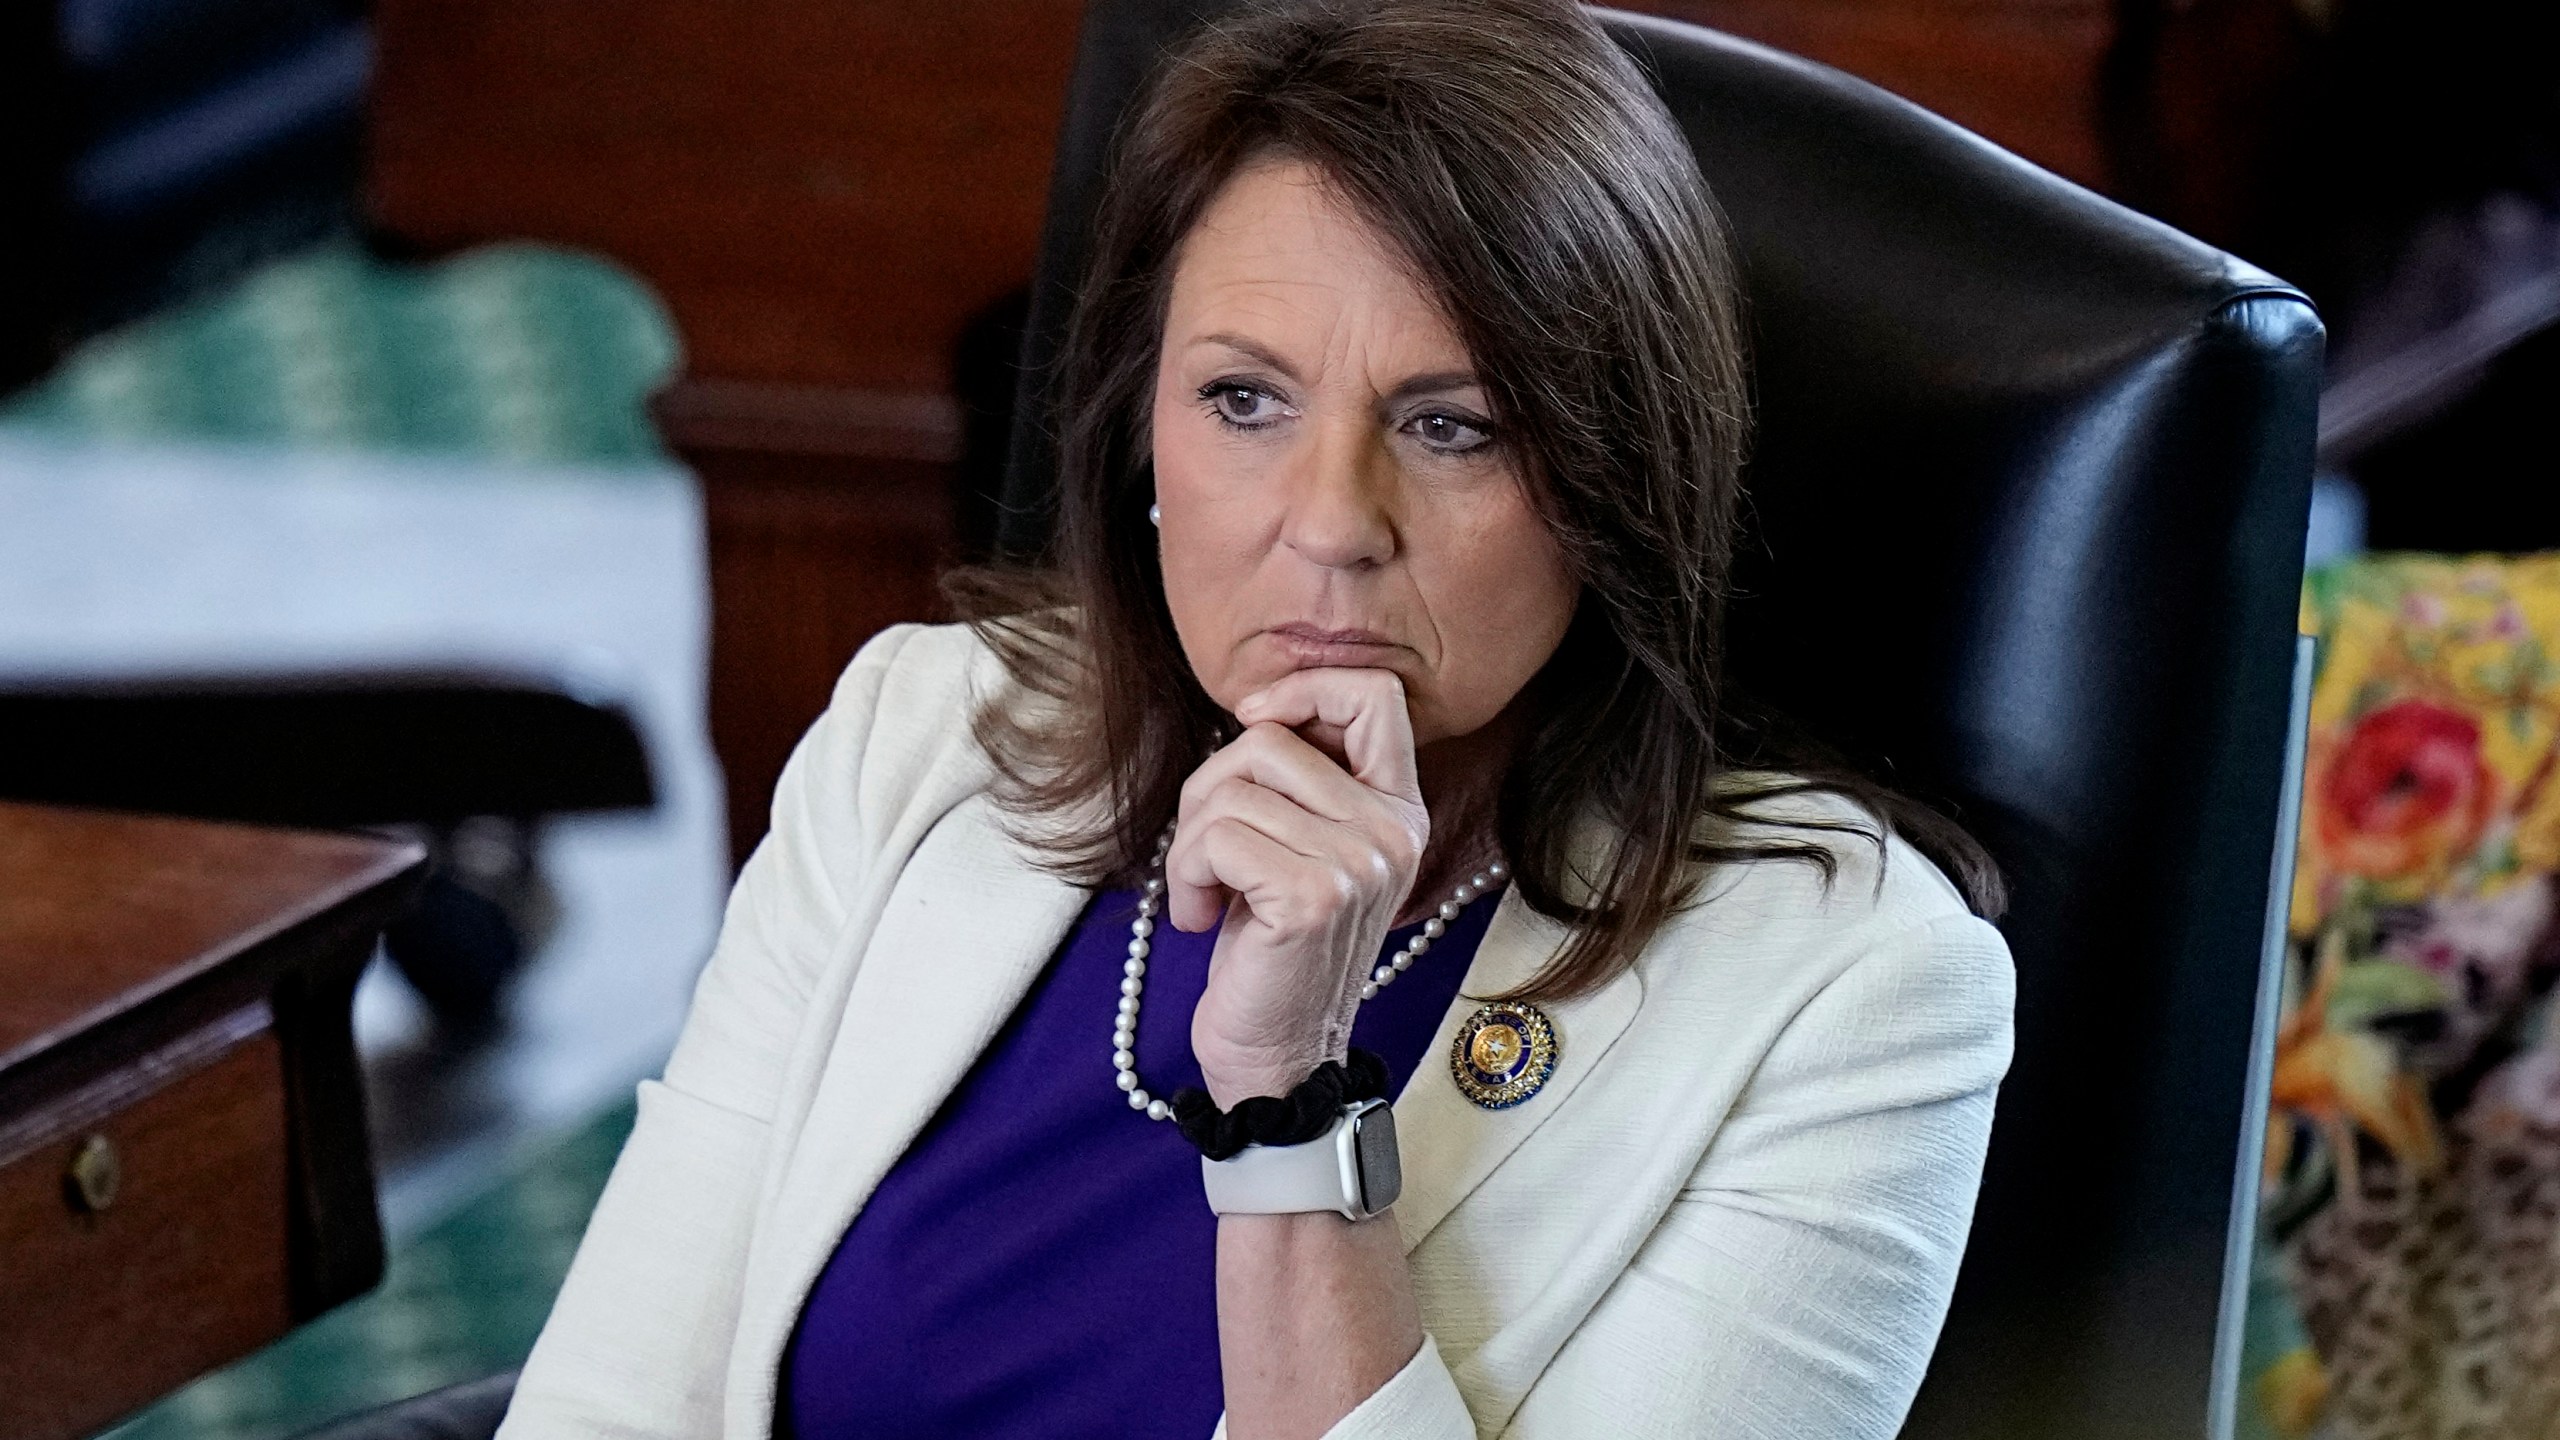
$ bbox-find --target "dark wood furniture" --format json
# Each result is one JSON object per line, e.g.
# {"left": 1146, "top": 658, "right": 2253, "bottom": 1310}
{"left": 368, "top": 0, "right": 2116, "bottom": 398}
{"left": 0, "top": 803, "right": 425, "bottom": 1440}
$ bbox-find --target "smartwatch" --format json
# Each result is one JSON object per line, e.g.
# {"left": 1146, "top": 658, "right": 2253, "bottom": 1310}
{"left": 1199, "top": 1098, "right": 1403, "bottom": 1221}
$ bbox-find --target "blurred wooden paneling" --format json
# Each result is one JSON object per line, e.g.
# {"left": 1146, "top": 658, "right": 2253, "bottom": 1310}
{"left": 370, "top": 3, "right": 1070, "bottom": 859}
{"left": 657, "top": 384, "right": 958, "bottom": 865}
{"left": 372, "top": 2, "right": 2114, "bottom": 368}
{"left": 369, "top": 0, "right": 1086, "bottom": 392}
{"left": 1638, "top": 0, "right": 2116, "bottom": 188}
{"left": 2107, "top": 0, "right": 2313, "bottom": 255}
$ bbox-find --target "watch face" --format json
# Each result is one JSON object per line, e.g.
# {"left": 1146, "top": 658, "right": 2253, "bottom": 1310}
{"left": 1353, "top": 1103, "right": 1403, "bottom": 1214}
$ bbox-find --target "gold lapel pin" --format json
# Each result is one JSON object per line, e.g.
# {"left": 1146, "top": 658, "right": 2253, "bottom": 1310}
{"left": 1450, "top": 1001, "right": 1558, "bottom": 1109}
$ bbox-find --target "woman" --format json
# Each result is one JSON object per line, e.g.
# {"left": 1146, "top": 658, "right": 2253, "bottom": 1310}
{"left": 499, "top": 1, "right": 2014, "bottom": 1436}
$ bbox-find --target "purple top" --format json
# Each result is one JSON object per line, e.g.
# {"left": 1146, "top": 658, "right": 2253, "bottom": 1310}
{"left": 775, "top": 883, "right": 1502, "bottom": 1440}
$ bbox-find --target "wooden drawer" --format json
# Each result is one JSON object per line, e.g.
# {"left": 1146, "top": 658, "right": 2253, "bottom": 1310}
{"left": 0, "top": 1006, "right": 294, "bottom": 1440}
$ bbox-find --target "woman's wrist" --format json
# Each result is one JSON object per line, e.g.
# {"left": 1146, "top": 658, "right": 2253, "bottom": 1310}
{"left": 1200, "top": 1050, "right": 1338, "bottom": 1109}
{"left": 1178, "top": 1050, "right": 1391, "bottom": 1166}
{"left": 1216, "top": 1201, "right": 1423, "bottom": 1432}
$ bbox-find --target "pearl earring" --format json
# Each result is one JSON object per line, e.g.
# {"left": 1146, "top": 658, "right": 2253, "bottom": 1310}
{"left": 1148, "top": 502, "right": 1162, "bottom": 527}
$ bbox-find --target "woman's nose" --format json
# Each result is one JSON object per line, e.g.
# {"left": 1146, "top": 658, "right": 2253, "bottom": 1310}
{"left": 1279, "top": 419, "right": 1396, "bottom": 570}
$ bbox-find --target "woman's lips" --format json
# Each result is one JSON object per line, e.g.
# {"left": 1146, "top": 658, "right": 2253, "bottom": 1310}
{"left": 1263, "top": 623, "right": 1401, "bottom": 667}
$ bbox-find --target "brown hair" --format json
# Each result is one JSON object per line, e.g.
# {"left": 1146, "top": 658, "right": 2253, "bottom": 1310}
{"left": 949, "top": 0, "right": 2002, "bottom": 1001}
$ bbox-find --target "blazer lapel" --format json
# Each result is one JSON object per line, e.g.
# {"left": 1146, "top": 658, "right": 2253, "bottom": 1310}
{"left": 751, "top": 791, "right": 1087, "bottom": 1350}
{"left": 1391, "top": 884, "right": 1645, "bottom": 1253}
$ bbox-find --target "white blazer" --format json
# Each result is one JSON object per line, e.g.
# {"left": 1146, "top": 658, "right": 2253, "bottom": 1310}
{"left": 498, "top": 621, "right": 2015, "bottom": 1440}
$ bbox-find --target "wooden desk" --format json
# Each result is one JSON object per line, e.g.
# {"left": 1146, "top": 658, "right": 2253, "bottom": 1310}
{"left": 0, "top": 803, "right": 425, "bottom": 1440}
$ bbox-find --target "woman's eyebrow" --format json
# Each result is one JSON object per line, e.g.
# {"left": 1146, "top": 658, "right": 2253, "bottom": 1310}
{"left": 1197, "top": 333, "right": 1302, "bottom": 382}
{"left": 1382, "top": 370, "right": 1480, "bottom": 404}
{"left": 1193, "top": 335, "right": 1478, "bottom": 405}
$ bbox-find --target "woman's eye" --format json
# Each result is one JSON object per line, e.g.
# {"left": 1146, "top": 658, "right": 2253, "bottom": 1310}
{"left": 1200, "top": 382, "right": 1282, "bottom": 428}
{"left": 1408, "top": 410, "right": 1494, "bottom": 454}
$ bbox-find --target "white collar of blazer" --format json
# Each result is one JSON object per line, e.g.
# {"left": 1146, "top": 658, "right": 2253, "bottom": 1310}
{"left": 1389, "top": 871, "right": 1643, "bottom": 1252}
{"left": 744, "top": 784, "right": 1647, "bottom": 1384}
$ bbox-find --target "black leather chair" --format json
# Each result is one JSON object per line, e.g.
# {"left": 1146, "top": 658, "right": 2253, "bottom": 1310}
{"left": 302, "top": 5, "right": 2321, "bottom": 1437}
{"left": 1001, "top": 7, "right": 2319, "bottom": 1440}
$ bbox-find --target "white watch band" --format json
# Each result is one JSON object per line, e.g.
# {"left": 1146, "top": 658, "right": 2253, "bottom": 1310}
{"left": 1200, "top": 1098, "right": 1401, "bottom": 1221}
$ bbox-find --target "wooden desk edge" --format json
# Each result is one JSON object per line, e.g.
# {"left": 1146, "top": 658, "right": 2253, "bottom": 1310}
{"left": 0, "top": 814, "right": 429, "bottom": 1318}
{"left": 0, "top": 815, "right": 428, "bottom": 1078}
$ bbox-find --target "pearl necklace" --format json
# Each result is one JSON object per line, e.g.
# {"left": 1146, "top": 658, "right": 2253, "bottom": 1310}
{"left": 1111, "top": 823, "right": 1508, "bottom": 1122}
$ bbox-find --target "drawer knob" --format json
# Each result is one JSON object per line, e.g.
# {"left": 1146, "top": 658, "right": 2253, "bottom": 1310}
{"left": 65, "top": 1133, "right": 122, "bottom": 1213}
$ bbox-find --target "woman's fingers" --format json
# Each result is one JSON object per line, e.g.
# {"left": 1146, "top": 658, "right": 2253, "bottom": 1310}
{"left": 1172, "top": 799, "right": 1382, "bottom": 937}
{"left": 1165, "top": 667, "right": 1426, "bottom": 939}
{"left": 1177, "top": 726, "right": 1423, "bottom": 888}
{"left": 1173, "top": 672, "right": 1432, "bottom": 1105}
{"left": 1232, "top": 667, "right": 1422, "bottom": 803}
{"left": 1180, "top": 721, "right": 1377, "bottom": 829}
{"left": 1167, "top": 810, "right": 1338, "bottom": 938}
{"left": 1163, "top": 827, "right": 1231, "bottom": 934}
{"left": 1189, "top": 774, "right": 1337, "bottom": 860}
{"left": 1165, "top": 776, "right": 1381, "bottom": 933}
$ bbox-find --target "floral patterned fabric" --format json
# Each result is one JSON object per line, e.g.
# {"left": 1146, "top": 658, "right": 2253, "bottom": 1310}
{"left": 2249, "top": 553, "right": 2560, "bottom": 1440}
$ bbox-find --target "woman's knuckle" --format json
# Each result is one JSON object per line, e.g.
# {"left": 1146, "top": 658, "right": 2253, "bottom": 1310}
{"left": 1325, "top": 863, "right": 1363, "bottom": 908}
{"left": 1360, "top": 810, "right": 1420, "bottom": 871}
{"left": 1365, "top": 843, "right": 1401, "bottom": 884}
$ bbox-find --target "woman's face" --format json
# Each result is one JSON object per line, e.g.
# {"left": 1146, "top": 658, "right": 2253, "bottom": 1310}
{"left": 1150, "top": 157, "right": 1578, "bottom": 748}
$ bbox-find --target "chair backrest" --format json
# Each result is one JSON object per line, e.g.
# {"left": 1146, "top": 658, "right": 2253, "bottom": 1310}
{"left": 1000, "top": 7, "right": 2323, "bottom": 1436}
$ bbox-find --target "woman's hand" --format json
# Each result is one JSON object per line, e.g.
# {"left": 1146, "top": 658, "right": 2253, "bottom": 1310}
{"left": 1167, "top": 667, "right": 1431, "bottom": 1108}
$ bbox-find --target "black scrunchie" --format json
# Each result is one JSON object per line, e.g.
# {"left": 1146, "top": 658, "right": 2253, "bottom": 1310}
{"left": 1170, "top": 1049, "right": 1390, "bottom": 1161}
